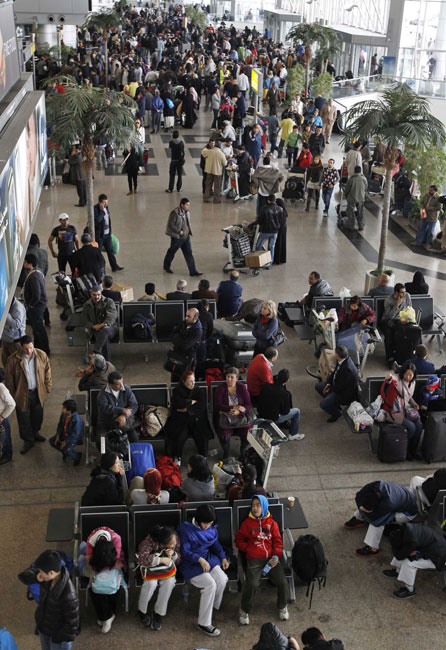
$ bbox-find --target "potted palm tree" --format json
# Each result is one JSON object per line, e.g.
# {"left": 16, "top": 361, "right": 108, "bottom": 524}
{"left": 45, "top": 76, "right": 137, "bottom": 238}
{"left": 83, "top": 7, "right": 122, "bottom": 89}
{"left": 341, "top": 83, "right": 446, "bottom": 293}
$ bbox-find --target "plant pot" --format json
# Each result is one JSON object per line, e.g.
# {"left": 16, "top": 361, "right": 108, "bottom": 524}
{"left": 364, "top": 271, "right": 396, "bottom": 295}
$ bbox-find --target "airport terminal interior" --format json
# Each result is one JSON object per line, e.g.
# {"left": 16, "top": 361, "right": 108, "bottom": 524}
{"left": 1, "top": 0, "right": 446, "bottom": 648}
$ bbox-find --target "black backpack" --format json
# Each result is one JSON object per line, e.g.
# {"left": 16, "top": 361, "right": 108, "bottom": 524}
{"left": 283, "top": 177, "right": 304, "bottom": 200}
{"left": 292, "top": 534, "right": 327, "bottom": 608}
{"left": 130, "top": 312, "right": 155, "bottom": 340}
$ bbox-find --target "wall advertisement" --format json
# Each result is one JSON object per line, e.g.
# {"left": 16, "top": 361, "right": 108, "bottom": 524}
{"left": 0, "top": 1, "right": 21, "bottom": 104}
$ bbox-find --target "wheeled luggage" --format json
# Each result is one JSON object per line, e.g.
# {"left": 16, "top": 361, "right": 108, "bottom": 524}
{"left": 213, "top": 320, "right": 255, "bottom": 350}
{"left": 224, "top": 348, "right": 254, "bottom": 367}
{"left": 377, "top": 422, "right": 408, "bottom": 462}
{"left": 73, "top": 273, "right": 98, "bottom": 304}
{"left": 283, "top": 176, "right": 305, "bottom": 201}
{"left": 393, "top": 324, "right": 422, "bottom": 364}
{"left": 421, "top": 413, "right": 446, "bottom": 463}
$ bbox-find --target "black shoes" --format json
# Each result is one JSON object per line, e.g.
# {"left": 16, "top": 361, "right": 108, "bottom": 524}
{"left": 20, "top": 443, "right": 34, "bottom": 455}
{"left": 327, "top": 416, "right": 339, "bottom": 423}
{"left": 151, "top": 613, "right": 162, "bottom": 631}
{"left": 74, "top": 204, "right": 86, "bottom": 207}
{"left": 139, "top": 611, "right": 152, "bottom": 628}
{"left": 35, "top": 434, "right": 46, "bottom": 443}
{"left": 190, "top": 271, "right": 203, "bottom": 276}
{"left": 113, "top": 265, "right": 124, "bottom": 271}
{"left": 163, "top": 267, "right": 174, "bottom": 274}
{"left": 383, "top": 569, "right": 399, "bottom": 578}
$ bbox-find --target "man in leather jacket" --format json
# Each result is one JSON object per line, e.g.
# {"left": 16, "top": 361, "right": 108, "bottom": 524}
{"left": 255, "top": 195, "right": 283, "bottom": 268}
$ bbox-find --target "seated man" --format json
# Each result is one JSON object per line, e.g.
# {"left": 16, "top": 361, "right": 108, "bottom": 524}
{"left": 82, "top": 285, "right": 118, "bottom": 360}
{"left": 138, "top": 281, "right": 166, "bottom": 301}
{"left": 166, "top": 278, "right": 192, "bottom": 301}
{"left": 298, "top": 271, "right": 333, "bottom": 311}
{"left": 381, "top": 283, "right": 412, "bottom": 364}
{"left": 258, "top": 369, "right": 304, "bottom": 441}
{"left": 216, "top": 271, "right": 243, "bottom": 318}
{"left": 96, "top": 371, "right": 139, "bottom": 441}
{"left": 191, "top": 278, "right": 218, "bottom": 300}
{"left": 344, "top": 479, "right": 418, "bottom": 558}
{"left": 407, "top": 344, "right": 435, "bottom": 375}
{"left": 315, "top": 346, "right": 358, "bottom": 422}
{"left": 101, "top": 275, "right": 122, "bottom": 303}
{"left": 383, "top": 522, "right": 446, "bottom": 599}
{"left": 246, "top": 347, "right": 278, "bottom": 407}
{"left": 301, "top": 627, "right": 344, "bottom": 649}
{"left": 76, "top": 353, "right": 116, "bottom": 392}
{"left": 235, "top": 495, "right": 289, "bottom": 626}
{"left": 171, "top": 308, "right": 203, "bottom": 378}
{"left": 367, "top": 273, "right": 394, "bottom": 298}
{"left": 49, "top": 399, "right": 84, "bottom": 465}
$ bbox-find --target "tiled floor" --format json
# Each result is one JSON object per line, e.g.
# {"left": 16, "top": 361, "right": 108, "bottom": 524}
{"left": 1, "top": 104, "right": 446, "bottom": 650}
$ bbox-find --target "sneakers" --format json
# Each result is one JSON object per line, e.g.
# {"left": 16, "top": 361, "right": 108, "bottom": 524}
{"left": 139, "top": 610, "right": 152, "bottom": 627}
{"left": 198, "top": 624, "right": 221, "bottom": 636}
{"left": 239, "top": 610, "right": 250, "bottom": 625}
{"left": 393, "top": 586, "right": 415, "bottom": 599}
{"left": 288, "top": 433, "right": 305, "bottom": 441}
{"left": 344, "top": 516, "right": 366, "bottom": 530}
{"left": 383, "top": 569, "right": 399, "bottom": 578}
{"left": 151, "top": 612, "right": 162, "bottom": 631}
{"left": 279, "top": 606, "right": 289, "bottom": 621}
{"left": 356, "top": 546, "right": 380, "bottom": 558}
{"left": 173, "top": 457, "right": 181, "bottom": 467}
{"left": 102, "top": 614, "right": 115, "bottom": 633}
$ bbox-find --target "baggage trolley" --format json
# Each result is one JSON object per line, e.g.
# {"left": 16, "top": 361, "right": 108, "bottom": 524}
{"left": 283, "top": 169, "right": 306, "bottom": 205}
{"left": 226, "top": 163, "right": 254, "bottom": 203}
{"left": 222, "top": 223, "right": 263, "bottom": 275}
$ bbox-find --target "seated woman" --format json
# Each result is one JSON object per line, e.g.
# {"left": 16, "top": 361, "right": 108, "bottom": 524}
{"left": 164, "top": 371, "right": 212, "bottom": 464}
{"left": 337, "top": 295, "right": 376, "bottom": 331}
{"left": 252, "top": 301, "right": 279, "bottom": 356}
{"left": 81, "top": 452, "right": 124, "bottom": 506}
{"left": 130, "top": 468, "right": 170, "bottom": 505}
{"left": 405, "top": 271, "right": 429, "bottom": 296}
{"left": 228, "top": 464, "right": 268, "bottom": 505}
{"left": 80, "top": 526, "right": 126, "bottom": 634}
{"left": 182, "top": 454, "right": 215, "bottom": 502}
{"left": 137, "top": 525, "right": 181, "bottom": 630}
{"left": 385, "top": 362, "right": 423, "bottom": 460}
{"left": 178, "top": 504, "right": 229, "bottom": 637}
{"left": 215, "top": 367, "right": 253, "bottom": 460}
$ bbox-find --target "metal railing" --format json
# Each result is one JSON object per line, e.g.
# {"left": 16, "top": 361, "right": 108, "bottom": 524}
{"left": 331, "top": 74, "right": 446, "bottom": 101}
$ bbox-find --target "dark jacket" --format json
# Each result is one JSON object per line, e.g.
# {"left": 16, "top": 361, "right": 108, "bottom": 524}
{"left": 306, "top": 278, "right": 334, "bottom": 308}
{"left": 96, "top": 383, "right": 139, "bottom": 433}
{"left": 81, "top": 467, "right": 124, "bottom": 506}
{"left": 355, "top": 480, "right": 417, "bottom": 526}
{"left": 169, "top": 138, "right": 185, "bottom": 162}
{"left": 258, "top": 380, "right": 292, "bottom": 421}
{"left": 93, "top": 203, "right": 112, "bottom": 241}
{"left": 215, "top": 381, "right": 252, "bottom": 414}
{"left": 253, "top": 622, "right": 291, "bottom": 650}
{"left": 368, "top": 284, "right": 394, "bottom": 298}
{"left": 327, "top": 357, "right": 359, "bottom": 405}
{"left": 307, "top": 164, "right": 324, "bottom": 184}
{"left": 394, "top": 173, "right": 412, "bottom": 202}
{"left": 82, "top": 296, "right": 117, "bottom": 331}
{"left": 71, "top": 244, "right": 105, "bottom": 283}
{"left": 421, "top": 469, "right": 446, "bottom": 505}
{"left": 172, "top": 319, "right": 203, "bottom": 356}
{"left": 410, "top": 357, "right": 435, "bottom": 375}
{"left": 78, "top": 361, "right": 116, "bottom": 392}
{"left": 257, "top": 204, "right": 283, "bottom": 234}
{"left": 23, "top": 269, "right": 48, "bottom": 311}
{"left": 68, "top": 153, "right": 85, "bottom": 182}
{"left": 308, "top": 132, "right": 325, "bottom": 157}
{"left": 216, "top": 279, "right": 243, "bottom": 317}
{"left": 252, "top": 316, "right": 278, "bottom": 350}
{"left": 102, "top": 289, "right": 122, "bottom": 303}
{"left": 56, "top": 412, "right": 84, "bottom": 445}
{"left": 198, "top": 306, "right": 214, "bottom": 341}
{"left": 191, "top": 288, "right": 218, "bottom": 301}
{"left": 166, "top": 290, "right": 192, "bottom": 301}
{"left": 27, "top": 245, "right": 48, "bottom": 276}
{"left": 392, "top": 523, "right": 446, "bottom": 570}
{"left": 35, "top": 566, "right": 79, "bottom": 643}
{"left": 405, "top": 271, "right": 429, "bottom": 296}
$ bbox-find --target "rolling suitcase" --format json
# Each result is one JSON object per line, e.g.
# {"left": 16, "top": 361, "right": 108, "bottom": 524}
{"left": 224, "top": 348, "right": 254, "bottom": 367}
{"left": 377, "top": 422, "right": 408, "bottom": 462}
{"left": 213, "top": 320, "right": 256, "bottom": 350}
{"left": 421, "top": 413, "right": 446, "bottom": 463}
{"left": 393, "top": 324, "right": 422, "bottom": 364}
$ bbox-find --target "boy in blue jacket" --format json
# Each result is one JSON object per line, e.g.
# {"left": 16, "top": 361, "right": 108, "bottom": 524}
{"left": 49, "top": 399, "right": 84, "bottom": 465}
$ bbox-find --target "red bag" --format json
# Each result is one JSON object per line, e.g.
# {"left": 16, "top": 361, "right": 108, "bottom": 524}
{"left": 156, "top": 455, "right": 182, "bottom": 489}
{"left": 380, "top": 377, "right": 402, "bottom": 418}
{"left": 205, "top": 368, "right": 224, "bottom": 391}
{"left": 144, "top": 150, "right": 149, "bottom": 163}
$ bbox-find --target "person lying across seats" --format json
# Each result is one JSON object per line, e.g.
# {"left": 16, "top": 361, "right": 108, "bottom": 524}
{"left": 344, "top": 479, "right": 418, "bottom": 558}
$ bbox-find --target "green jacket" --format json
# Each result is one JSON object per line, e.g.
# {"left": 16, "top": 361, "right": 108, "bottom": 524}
{"left": 285, "top": 132, "right": 300, "bottom": 148}
{"left": 421, "top": 192, "right": 442, "bottom": 222}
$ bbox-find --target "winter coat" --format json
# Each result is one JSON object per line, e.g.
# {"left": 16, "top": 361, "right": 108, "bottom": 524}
{"left": 78, "top": 361, "right": 116, "bottom": 392}
{"left": 82, "top": 296, "right": 118, "bottom": 332}
{"left": 355, "top": 480, "right": 417, "bottom": 526}
{"left": 172, "top": 319, "right": 203, "bottom": 356}
{"left": 165, "top": 207, "right": 193, "bottom": 239}
{"left": 252, "top": 316, "right": 279, "bottom": 349}
{"left": 138, "top": 532, "right": 181, "bottom": 568}
{"left": 422, "top": 469, "right": 446, "bottom": 504}
{"left": 71, "top": 244, "right": 105, "bottom": 283}
{"left": 2, "top": 298, "right": 26, "bottom": 343}
{"left": 216, "top": 280, "right": 243, "bottom": 317}
{"left": 5, "top": 349, "right": 52, "bottom": 411}
{"left": 338, "top": 302, "right": 376, "bottom": 330}
{"left": 96, "top": 384, "right": 139, "bottom": 433}
{"left": 308, "top": 133, "right": 325, "bottom": 157}
{"left": 307, "top": 164, "right": 324, "bottom": 185}
{"left": 344, "top": 173, "right": 368, "bottom": 203}
{"left": 178, "top": 520, "right": 226, "bottom": 580}
{"left": 392, "top": 523, "right": 446, "bottom": 570}
{"left": 421, "top": 191, "right": 442, "bottom": 222}
{"left": 35, "top": 566, "right": 79, "bottom": 643}
{"left": 201, "top": 147, "right": 227, "bottom": 175}
{"left": 257, "top": 204, "right": 283, "bottom": 234}
{"left": 306, "top": 278, "right": 334, "bottom": 308}
{"left": 258, "top": 381, "right": 292, "bottom": 422}
{"left": 68, "top": 153, "right": 85, "bottom": 182}
{"left": 252, "top": 166, "right": 284, "bottom": 195}
{"left": 56, "top": 412, "right": 84, "bottom": 445}
{"left": 93, "top": 203, "right": 113, "bottom": 241}
{"left": 235, "top": 495, "right": 283, "bottom": 559}
{"left": 326, "top": 357, "right": 359, "bottom": 405}
{"left": 81, "top": 467, "right": 124, "bottom": 506}
{"left": 23, "top": 269, "right": 48, "bottom": 311}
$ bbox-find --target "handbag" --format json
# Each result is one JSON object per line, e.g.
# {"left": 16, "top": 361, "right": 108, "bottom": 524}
{"left": 163, "top": 348, "right": 193, "bottom": 373}
{"left": 219, "top": 410, "right": 254, "bottom": 429}
{"left": 405, "top": 407, "right": 420, "bottom": 421}
{"left": 271, "top": 327, "right": 286, "bottom": 347}
{"left": 307, "top": 180, "right": 319, "bottom": 190}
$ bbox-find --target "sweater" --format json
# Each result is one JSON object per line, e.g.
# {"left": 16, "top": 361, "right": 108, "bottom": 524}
{"left": 178, "top": 520, "right": 226, "bottom": 580}
{"left": 247, "top": 354, "right": 273, "bottom": 397}
{"left": 0, "top": 383, "right": 16, "bottom": 420}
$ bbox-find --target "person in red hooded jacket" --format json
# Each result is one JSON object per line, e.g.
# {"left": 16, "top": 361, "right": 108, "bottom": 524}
{"left": 235, "top": 495, "right": 289, "bottom": 626}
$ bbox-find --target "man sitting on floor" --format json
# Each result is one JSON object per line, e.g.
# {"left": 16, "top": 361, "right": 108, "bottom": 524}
{"left": 314, "top": 346, "right": 358, "bottom": 422}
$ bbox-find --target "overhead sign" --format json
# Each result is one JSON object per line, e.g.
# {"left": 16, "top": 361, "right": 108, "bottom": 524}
{"left": 0, "top": 1, "right": 21, "bottom": 104}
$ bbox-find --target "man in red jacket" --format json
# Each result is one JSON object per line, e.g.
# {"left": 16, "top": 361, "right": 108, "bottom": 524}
{"left": 235, "top": 495, "right": 289, "bottom": 625}
{"left": 246, "top": 347, "right": 278, "bottom": 407}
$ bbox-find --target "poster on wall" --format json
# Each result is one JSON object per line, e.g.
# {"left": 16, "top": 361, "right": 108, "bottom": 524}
{"left": 0, "top": 1, "right": 21, "bottom": 104}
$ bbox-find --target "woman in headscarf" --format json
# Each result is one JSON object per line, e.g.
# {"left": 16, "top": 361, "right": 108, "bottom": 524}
{"left": 405, "top": 271, "right": 429, "bottom": 295}
{"left": 274, "top": 198, "right": 288, "bottom": 264}
{"left": 182, "top": 88, "right": 197, "bottom": 128}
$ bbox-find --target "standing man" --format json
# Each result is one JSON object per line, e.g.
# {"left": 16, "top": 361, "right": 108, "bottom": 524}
{"left": 5, "top": 335, "right": 52, "bottom": 455}
{"left": 171, "top": 308, "right": 203, "bottom": 374}
{"left": 321, "top": 97, "right": 337, "bottom": 144}
{"left": 69, "top": 144, "right": 86, "bottom": 207}
{"left": 166, "top": 130, "right": 185, "bottom": 193}
{"left": 48, "top": 213, "right": 80, "bottom": 274}
{"left": 345, "top": 141, "right": 362, "bottom": 178}
{"left": 151, "top": 89, "right": 164, "bottom": 134}
{"left": 82, "top": 286, "right": 118, "bottom": 360}
{"left": 252, "top": 156, "right": 284, "bottom": 216}
{"left": 255, "top": 195, "right": 283, "bottom": 268}
{"left": 308, "top": 125, "right": 325, "bottom": 159}
{"left": 93, "top": 194, "right": 123, "bottom": 272}
{"left": 267, "top": 82, "right": 280, "bottom": 116}
{"left": 246, "top": 124, "right": 263, "bottom": 168}
{"left": 321, "top": 158, "right": 339, "bottom": 217}
{"left": 1, "top": 297, "right": 26, "bottom": 368}
{"left": 343, "top": 165, "right": 368, "bottom": 231}
{"left": 163, "top": 198, "right": 202, "bottom": 277}
{"left": 411, "top": 185, "right": 442, "bottom": 249}
{"left": 201, "top": 140, "right": 227, "bottom": 203}
{"left": 22, "top": 254, "right": 50, "bottom": 356}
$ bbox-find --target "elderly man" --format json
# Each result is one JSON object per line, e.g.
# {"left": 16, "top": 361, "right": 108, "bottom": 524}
{"left": 201, "top": 140, "right": 227, "bottom": 203}
{"left": 368, "top": 273, "right": 394, "bottom": 298}
{"left": 82, "top": 286, "right": 118, "bottom": 360}
{"left": 321, "top": 98, "right": 337, "bottom": 143}
{"left": 166, "top": 279, "right": 192, "bottom": 301}
{"left": 96, "top": 371, "right": 139, "bottom": 441}
{"left": 76, "top": 353, "right": 116, "bottom": 391}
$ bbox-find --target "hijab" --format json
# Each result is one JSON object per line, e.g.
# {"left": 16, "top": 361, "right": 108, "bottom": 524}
{"left": 405, "top": 271, "right": 429, "bottom": 295}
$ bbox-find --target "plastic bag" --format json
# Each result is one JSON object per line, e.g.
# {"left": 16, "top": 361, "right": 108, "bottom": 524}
{"left": 346, "top": 401, "right": 374, "bottom": 427}
{"left": 339, "top": 286, "right": 352, "bottom": 299}
{"left": 366, "top": 395, "right": 383, "bottom": 418}
{"left": 399, "top": 306, "right": 416, "bottom": 324}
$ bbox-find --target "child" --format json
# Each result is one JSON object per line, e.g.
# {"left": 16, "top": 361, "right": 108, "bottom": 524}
{"left": 138, "top": 282, "right": 166, "bottom": 302}
{"left": 235, "top": 495, "right": 289, "bottom": 626}
{"left": 419, "top": 375, "right": 443, "bottom": 417}
{"left": 49, "top": 399, "right": 84, "bottom": 465}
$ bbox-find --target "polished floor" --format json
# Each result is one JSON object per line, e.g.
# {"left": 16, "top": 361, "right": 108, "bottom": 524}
{"left": 1, "top": 104, "right": 446, "bottom": 650}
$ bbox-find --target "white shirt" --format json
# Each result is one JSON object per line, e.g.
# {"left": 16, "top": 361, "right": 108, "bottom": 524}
{"left": 24, "top": 355, "right": 37, "bottom": 391}
{"left": 237, "top": 73, "right": 250, "bottom": 92}
{"left": 103, "top": 207, "right": 110, "bottom": 236}
{"left": 111, "top": 388, "right": 120, "bottom": 401}
{"left": 136, "top": 126, "right": 146, "bottom": 144}
{"left": 0, "top": 383, "right": 16, "bottom": 419}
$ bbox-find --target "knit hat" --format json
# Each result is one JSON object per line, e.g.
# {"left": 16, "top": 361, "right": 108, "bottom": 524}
{"left": 35, "top": 550, "right": 62, "bottom": 574}
{"left": 426, "top": 375, "right": 440, "bottom": 391}
{"left": 100, "top": 452, "right": 118, "bottom": 471}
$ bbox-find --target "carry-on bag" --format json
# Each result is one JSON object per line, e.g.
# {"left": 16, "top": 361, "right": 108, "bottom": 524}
{"left": 213, "top": 320, "right": 256, "bottom": 350}
{"left": 421, "top": 413, "right": 446, "bottom": 463}
{"left": 393, "top": 324, "right": 422, "bottom": 364}
{"left": 377, "top": 422, "right": 408, "bottom": 462}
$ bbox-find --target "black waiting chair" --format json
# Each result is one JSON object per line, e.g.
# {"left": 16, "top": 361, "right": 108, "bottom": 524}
{"left": 122, "top": 301, "right": 154, "bottom": 343}
{"left": 154, "top": 301, "right": 185, "bottom": 342}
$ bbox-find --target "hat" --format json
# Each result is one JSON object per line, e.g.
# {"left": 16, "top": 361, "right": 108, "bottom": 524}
{"left": 92, "top": 354, "right": 107, "bottom": 371}
{"left": 426, "top": 375, "right": 440, "bottom": 391}
{"left": 58, "top": 213, "right": 70, "bottom": 221}
{"left": 35, "top": 550, "right": 62, "bottom": 574}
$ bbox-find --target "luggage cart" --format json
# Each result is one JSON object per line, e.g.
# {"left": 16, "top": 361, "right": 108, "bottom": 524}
{"left": 226, "top": 163, "right": 254, "bottom": 203}
{"left": 222, "top": 223, "right": 263, "bottom": 275}
{"left": 247, "top": 419, "right": 288, "bottom": 489}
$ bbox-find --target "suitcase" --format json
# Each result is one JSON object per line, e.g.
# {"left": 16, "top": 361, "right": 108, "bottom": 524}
{"left": 421, "top": 413, "right": 446, "bottom": 463}
{"left": 336, "top": 324, "right": 362, "bottom": 350}
{"left": 283, "top": 177, "right": 305, "bottom": 200}
{"left": 393, "top": 324, "right": 422, "bottom": 364}
{"left": 377, "top": 423, "right": 408, "bottom": 462}
{"left": 368, "top": 177, "right": 382, "bottom": 194}
{"left": 74, "top": 273, "right": 98, "bottom": 303}
{"left": 224, "top": 348, "right": 254, "bottom": 367}
{"left": 213, "top": 320, "right": 255, "bottom": 350}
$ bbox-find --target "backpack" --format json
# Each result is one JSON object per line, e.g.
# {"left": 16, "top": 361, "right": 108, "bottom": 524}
{"left": 130, "top": 312, "right": 155, "bottom": 341}
{"left": 205, "top": 368, "right": 224, "bottom": 391}
{"left": 24, "top": 552, "right": 74, "bottom": 604}
{"left": 380, "top": 377, "right": 402, "bottom": 419}
{"left": 91, "top": 568, "right": 123, "bottom": 595}
{"left": 105, "top": 429, "right": 129, "bottom": 457}
{"left": 139, "top": 404, "right": 170, "bottom": 438}
{"left": 0, "top": 629, "right": 18, "bottom": 650}
{"left": 292, "top": 534, "right": 327, "bottom": 608}
{"left": 156, "top": 455, "right": 182, "bottom": 489}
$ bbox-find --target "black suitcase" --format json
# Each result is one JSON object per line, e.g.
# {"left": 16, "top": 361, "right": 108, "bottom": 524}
{"left": 393, "top": 324, "right": 422, "bottom": 364}
{"left": 224, "top": 347, "right": 254, "bottom": 367}
{"left": 213, "top": 320, "right": 256, "bottom": 350}
{"left": 368, "top": 177, "right": 382, "bottom": 194}
{"left": 421, "top": 413, "right": 446, "bottom": 463}
{"left": 377, "top": 423, "right": 408, "bottom": 462}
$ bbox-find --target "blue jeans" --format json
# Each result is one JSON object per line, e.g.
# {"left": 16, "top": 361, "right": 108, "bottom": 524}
{"left": 163, "top": 236, "right": 197, "bottom": 274}
{"left": 402, "top": 417, "right": 423, "bottom": 456}
{"left": 322, "top": 187, "right": 334, "bottom": 211}
{"left": 256, "top": 233, "right": 278, "bottom": 267}
{"left": 49, "top": 435, "right": 81, "bottom": 462}
{"left": 276, "top": 408, "right": 300, "bottom": 436}
{"left": 0, "top": 417, "right": 12, "bottom": 459}
{"left": 39, "top": 634, "right": 72, "bottom": 650}
{"left": 393, "top": 200, "right": 412, "bottom": 218}
{"left": 315, "top": 380, "right": 342, "bottom": 419}
{"left": 416, "top": 219, "right": 436, "bottom": 245}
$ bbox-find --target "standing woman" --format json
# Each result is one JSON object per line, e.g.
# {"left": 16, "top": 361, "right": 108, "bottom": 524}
{"left": 0, "top": 368, "right": 16, "bottom": 465}
{"left": 123, "top": 145, "right": 140, "bottom": 195}
{"left": 273, "top": 199, "right": 287, "bottom": 265}
{"left": 305, "top": 155, "right": 324, "bottom": 212}
{"left": 215, "top": 367, "right": 253, "bottom": 460}
{"left": 252, "top": 301, "right": 279, "bottom": 356}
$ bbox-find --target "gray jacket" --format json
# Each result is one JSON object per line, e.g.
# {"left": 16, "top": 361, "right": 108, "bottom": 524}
{"left": 383, "top": 293, "right": 412, "bottom": 323}
{"left": 344, "top": 173, "right": 368, "bottom": 203}
{"left": 3, "top": 298, "right": 26, "bottom": 343}
{"left": 252, "top": 166, "right": 284, "bottom": 195}
{"left": 165, "top": 207, "right": 192, "bottom": 239}
{"left": 82, "top": 297, "right": 117, "bottom": 331}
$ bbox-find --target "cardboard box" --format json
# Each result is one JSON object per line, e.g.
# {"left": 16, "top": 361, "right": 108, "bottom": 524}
{"left": 244, "top": 250, "right": 272, "bottom": 268}
{"left": 110, "top": 282, "right": 134, "bottom": 302}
